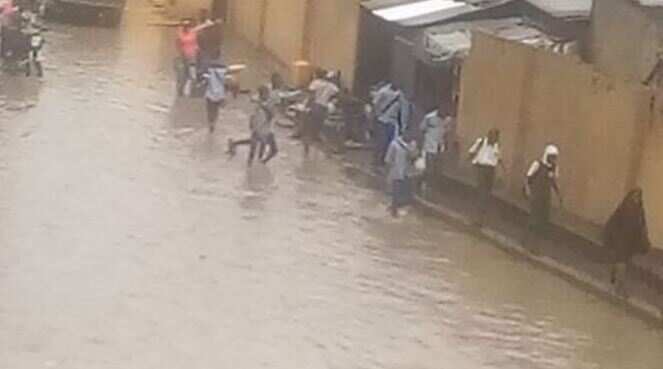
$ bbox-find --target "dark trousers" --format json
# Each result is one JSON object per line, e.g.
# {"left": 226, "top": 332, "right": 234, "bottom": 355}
{"left": 251, "top": 132, "right": 278, "bottom": 164}
{"left": 475, "top": 164, "right": 496, "bottom": 224}
{"left": 373, "top": 122, "right": 396, "bottom": 166}
{"left": 529, "top": 193, "right": 552, "bottom": 235}
{"left": 234, "top": 132, "right": 278, "bottom": 164}
{"left": 25, "top": 49, "right": 42, "bottom": 77}
{"left": 423, "top": 152, "right": 439, "bottom": 185}
{"left": 304, "top": 103, "right": 327, "bottom": 143}
{"left": 392, "top": 178, "right": 411, "bottom": 210}
{"left": 206, "top": 98, "right": 223, "bottom": 125}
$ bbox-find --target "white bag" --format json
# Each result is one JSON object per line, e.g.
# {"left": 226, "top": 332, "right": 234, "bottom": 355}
{"left": 414, "top": 153, "right": 426, "bottom": 172}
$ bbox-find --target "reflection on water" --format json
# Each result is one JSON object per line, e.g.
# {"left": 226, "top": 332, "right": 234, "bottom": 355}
{"left": 0, "top": 2, "right": 663, "bottom": 369}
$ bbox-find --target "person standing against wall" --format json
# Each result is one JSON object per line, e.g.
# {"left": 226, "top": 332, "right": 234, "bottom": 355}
{"left": 525, "top": 144, "right": 563, "bottom": 241}
{"left": 418, "top": 109, "right": 443, "bottom": 193}
{"left": 603, "top": 189, "right": 651, "bottom": 296}
{"left": 203, "top": 59, "right": 226, "bottom": 133}
{"left": 468, "top": 129, "right": 504, "bottom": 227}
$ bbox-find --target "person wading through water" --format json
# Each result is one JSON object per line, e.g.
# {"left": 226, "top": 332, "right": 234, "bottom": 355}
{"left": 227, "top": 85, "right": 278, "bottom": 166}
{"left": 175, "top": 18, "right": 213, "bottom": 97}
{"left": 603, "top": 188, "right": 651, "bottom": 296}
{"left": 468, "top": 128, "right": 505, "bottom": 227}
{"left": 385, "top": 131, "right": 417, "bottom": 218}
{"left": 524, "top": 144, "right": 563, "bottom": 249}
{"left": 304, "top": 69, "right": 339, "bottom": 156}
{"left": 203, "top": 59, "right": 226, "bottom": 133}
{"left": 418, "top": 109, "right": 443, "bottom": 194}
{"left": 372, "top": 82, "right": 401, "bottom": 168}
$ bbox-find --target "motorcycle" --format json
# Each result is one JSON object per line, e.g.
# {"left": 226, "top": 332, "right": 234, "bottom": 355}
{"left": 0, "top": 26, "right": 30, "bottom": 74}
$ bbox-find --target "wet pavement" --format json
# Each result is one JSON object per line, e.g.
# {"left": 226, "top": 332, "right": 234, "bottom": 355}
{"left": 1, "top": 2, "right": 663, "bottom": 368}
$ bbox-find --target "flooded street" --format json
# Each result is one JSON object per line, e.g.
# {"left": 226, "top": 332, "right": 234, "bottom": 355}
{"left": 1, "top": 2, "right": 663, "bottom": 368}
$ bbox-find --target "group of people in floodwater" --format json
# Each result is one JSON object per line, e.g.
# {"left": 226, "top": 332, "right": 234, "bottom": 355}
{"left": 370, "top": 81, "right": 651, "bottom": 295}
{"left": 172, "top": 17, "right": 651, "bottom": 295}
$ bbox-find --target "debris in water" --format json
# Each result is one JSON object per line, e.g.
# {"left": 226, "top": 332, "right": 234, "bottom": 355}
{"left": 146, "top": 103, "right": 169, "bottom": 114}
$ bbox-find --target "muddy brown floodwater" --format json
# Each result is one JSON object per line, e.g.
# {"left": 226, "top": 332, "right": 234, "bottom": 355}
{"left": 0, "top": 2, "right": 662, "bottom": 369}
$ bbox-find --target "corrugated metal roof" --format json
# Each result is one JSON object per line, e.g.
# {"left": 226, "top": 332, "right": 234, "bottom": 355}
{"left": 363, "top": 0, "right": 518, "bottom": 27}
{"left": 525, "top": 0, "right": 592, "bottom": 18}
{"left": 361, "top": 0, "right": 418, "bottom": 11}
{"left": 364, "top": 0, "right": 485, "bottom": 27}
{"left": 637, "top": 0, "right": 663, "bottom": 6}
{"left": 397, "top": 2, "right": 479, "bottom": 26}
{"left": 420, "top": 17, "right": 563, "bottom": 63}
{"left": 372, "top": 0, "right": 467, "bottom": 21}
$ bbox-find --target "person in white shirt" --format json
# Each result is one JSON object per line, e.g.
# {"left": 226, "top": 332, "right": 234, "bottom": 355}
{"left": 419, "top": 109, "right": 443, "bottom": 191}
{"left": 468, "top": 129, "right": 504, "bottom": 226}
{"left": 304, "top": 69, "right": 339, "bottom": 153}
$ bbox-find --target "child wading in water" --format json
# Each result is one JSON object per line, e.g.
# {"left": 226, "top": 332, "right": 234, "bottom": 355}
{"left": 227, "top": 85, "right": 278, "bottom": 166}
{"left": 385, "top": 132, "right": 417, "bottom": 217}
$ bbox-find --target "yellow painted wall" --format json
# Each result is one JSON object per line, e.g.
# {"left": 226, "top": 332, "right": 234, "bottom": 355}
{"left": 306, "top": 0, "right": 361, "bottom": 89}
{"left": 637, "top": 91, "right": 663, "bottom": 248}
{"left": 226, "top": 0, "right": 361, "bottom": 88}
{"left": 262, "top": 0, "right": 308, "bottom": 65}
{"left": 228, "top": 0, "right": 264, "bottom": 46}
{"left": 166, "top": 0, "right": 212, "bottom": 19}
{"left": 458, "top": 33, "right": 650, "bottom": 232}
{"left": 589, "top": 0, "right": 663, "bottom": 84}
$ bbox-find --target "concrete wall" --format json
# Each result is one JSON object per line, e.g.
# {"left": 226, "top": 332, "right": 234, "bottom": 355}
{"left": 589, "top": 0, "right": 663, "bottom": 84}
{"left": 305, "top": 0, "right": 361, "bottom": 89}
{"left": 167, "top": 0, "right": 212, "bottom": 19}
{"left": 262, "top": 0, "right": 308, "bottom": 65}
{"left": 227, "top": 0, "right": 361, "bottom": 88}
{"left": 457, "top": 33, "right": 651, "bottom": 232}
{"left": 228, "top": 0, "right": 264, "bottom": 46}
{"left": 637, "top": 90, "right": 663, "bottom": 248}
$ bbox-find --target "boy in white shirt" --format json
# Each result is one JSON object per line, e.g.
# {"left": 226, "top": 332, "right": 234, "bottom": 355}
{"left": 468, "top": 129, "right": 504, "bottom": 226}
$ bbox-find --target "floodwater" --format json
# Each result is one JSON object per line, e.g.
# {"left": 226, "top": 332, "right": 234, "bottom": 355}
{"left": 1, "top": 2, "right": 662, "bottom": 369}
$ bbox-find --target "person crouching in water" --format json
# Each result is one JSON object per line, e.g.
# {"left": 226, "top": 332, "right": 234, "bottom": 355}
{"left": 227, "top": 85, "right": 278, "bottom": 166}
{"left": 524, "top": 144, "right": 563, "bottom": 242}
{"left": 203, "top": 60, "right": 227, "bottom": 133}
{"left": 385, "top": 132, "right": 417, "bottom": 217}
{"left": 603, "top": 188, "right": 651, "bottom": 296}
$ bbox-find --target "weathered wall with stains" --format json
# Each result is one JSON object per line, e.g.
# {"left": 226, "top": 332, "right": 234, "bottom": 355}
{"left": 588, "top": 0, "right": 663, "bottom": 85}
{"left": 227, "top": 0, "right": 361, "bottom": 87}
{"left": 637, "top": 91, "right": 663, "bottom": 248}
{"left": 228, "top": 0, "right": 264, "bottom": 46}
{"left": 166, "top": 0, "right": 212, "bottom": 20}
{"left": 457, "top": 33, "right": 652, "bottom": 240}
{"left": 305, "top": 0, "right": 361, "bottom": 89}
{"left": 261, "top": 0, "right": 308, "bottom": 65}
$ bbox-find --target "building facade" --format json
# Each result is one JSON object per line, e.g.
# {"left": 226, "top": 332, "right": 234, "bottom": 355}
{"left": 457, "top": 32, "right": 663, "bottom": 249}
